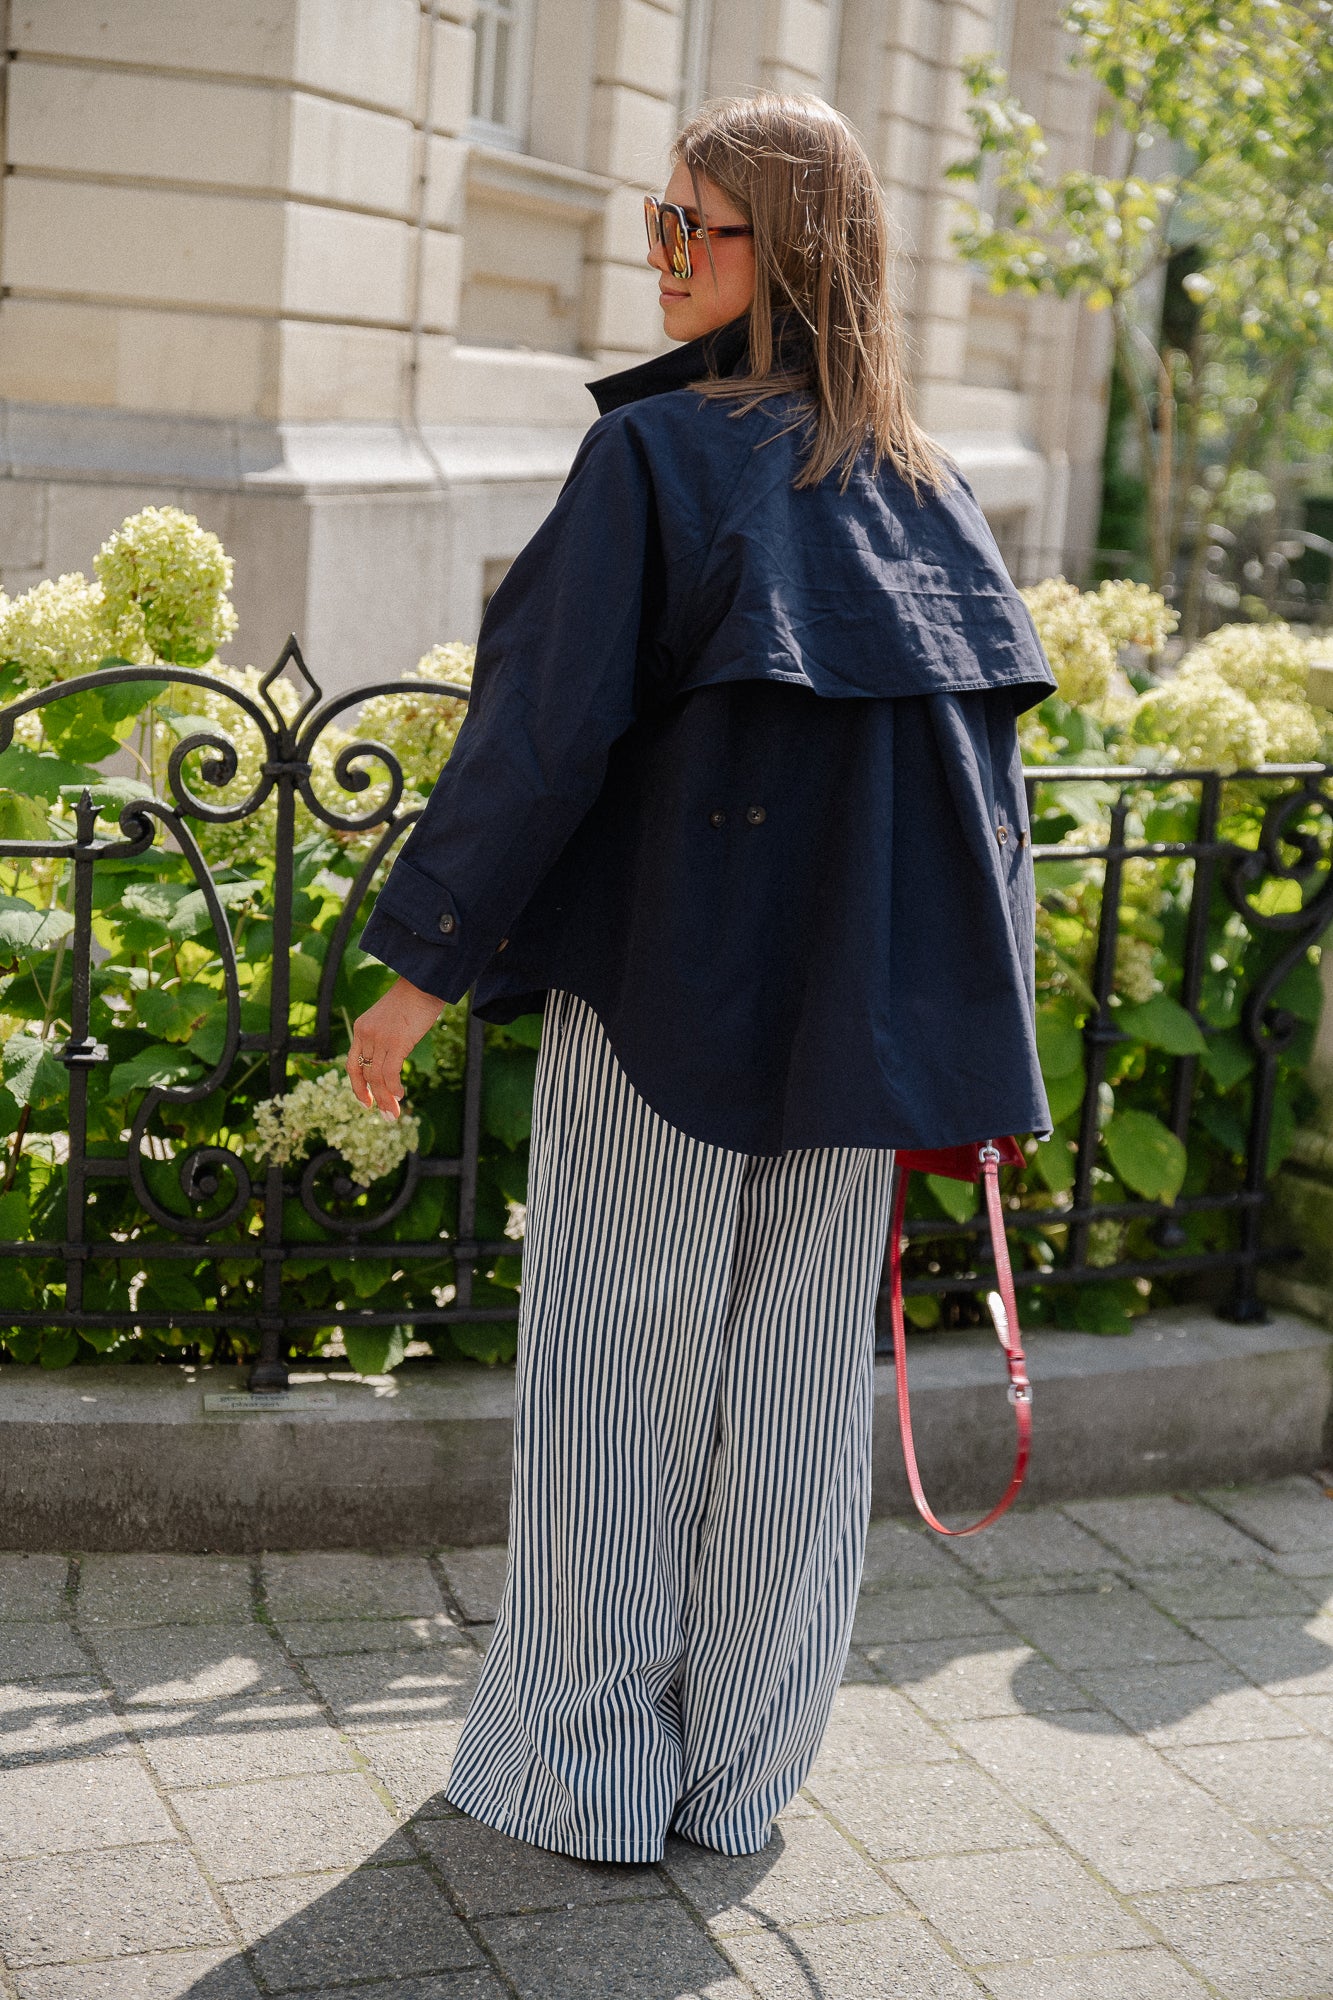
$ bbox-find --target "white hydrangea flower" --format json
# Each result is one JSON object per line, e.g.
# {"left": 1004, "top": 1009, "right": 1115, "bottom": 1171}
{"left": 1114, "top": 933, "right": 1159, "bottom": 1005}
{"left": 253, "top": 1066, "right": 420, "bottom": 1187}
{"left": 1132, "top": 622, "right": 1330, "bottom": 772}
{"left": 1090, "top": 579, "right": 1178, "bottom": 654}
{"left": 1087, "top": 1216, "right": 1127, "bottom": 1267}
{"left": 1020, "top": 577, "right": 1176, "bottom": 726}
{"left": 95, "top": 506, "right": 238, "bottom": 666}
{"left": 1021, "top": 577, "right": 1118, "bottom": 710}
{"left": 1133, "top": 667, "right": 1269, "bottom": 772}
{"left": 353, "top": 643, "right": 474, "bottom": 797}
{"left": 1259, "top": 698, "right": 1322, "bottom": 764}
{"left": 1184, "top": 620, "right": 1312, "bottom": 706}
{"left": 0, "top": 572, "right": 125, "bottom": 686}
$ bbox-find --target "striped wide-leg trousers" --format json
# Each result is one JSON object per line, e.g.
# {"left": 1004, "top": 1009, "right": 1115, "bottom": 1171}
{"left": 444, "top": 989, "right": 896, "bottom": 1862}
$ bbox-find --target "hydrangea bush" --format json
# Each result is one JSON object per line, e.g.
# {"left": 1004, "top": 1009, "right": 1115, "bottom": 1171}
{"left": 928, "top": 582, "right": 1333, "bottom": 1337}
{"left": 0, "top": 509, "right": 528, "bottom": 1373}
{"left": 0, "top": 513, "right": 1328, "bottom": 1365}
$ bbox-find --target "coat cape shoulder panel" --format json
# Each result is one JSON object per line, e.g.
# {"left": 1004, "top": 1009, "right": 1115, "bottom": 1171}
{"left": 359, "top": 320, "right": 1056, "bottom": 1154}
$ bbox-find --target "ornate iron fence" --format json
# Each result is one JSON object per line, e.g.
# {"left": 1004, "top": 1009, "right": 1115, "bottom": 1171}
{"left": 0, "top": 644, "right": 1329, "bottom": 1388}
{"left": 901, "top": 760, "right": 1333, "bottom": 1328}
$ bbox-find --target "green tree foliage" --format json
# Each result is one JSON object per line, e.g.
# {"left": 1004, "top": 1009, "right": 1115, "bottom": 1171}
{"left": 948, "top": 0, "right": 1333, "bottom": 638}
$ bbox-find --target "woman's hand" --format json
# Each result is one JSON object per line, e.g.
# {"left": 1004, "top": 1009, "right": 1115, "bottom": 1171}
{"left": 347, "top": 977, "right": 445, "bottom": 1117}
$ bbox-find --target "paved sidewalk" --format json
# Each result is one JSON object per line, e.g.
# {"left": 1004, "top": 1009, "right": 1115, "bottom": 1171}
{"left": 2, "top": 1480, "right": 1333, "bottom": 1999}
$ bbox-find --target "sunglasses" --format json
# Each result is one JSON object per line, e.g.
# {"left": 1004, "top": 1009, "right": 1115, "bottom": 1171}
{"left": 644, "top": 194, "right": 753, "bottom": 280}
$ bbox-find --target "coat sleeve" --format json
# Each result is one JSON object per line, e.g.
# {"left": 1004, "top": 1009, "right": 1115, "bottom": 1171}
{"left": 357, "top": 415, "right": 654, "bottom": 1003}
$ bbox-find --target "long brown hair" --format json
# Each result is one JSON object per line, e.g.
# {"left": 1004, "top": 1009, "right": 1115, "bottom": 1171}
{"left": 674, "top": 91, "right": 952, "bottom": 498}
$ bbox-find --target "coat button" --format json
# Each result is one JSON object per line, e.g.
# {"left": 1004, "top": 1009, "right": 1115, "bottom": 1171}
{"left": 996, "top": 825, "right": 1009, "bottom": 845}
{"left": 1017, "top": 829, "right": 1029, "bottom": 848}
{"left": 745, "top": 805, "right": 767, "bottom": 825}
{"left": 438, "top": 912, "right": 456, "bottom": 934}
{"left": 708, "top": 809, "right": 726, "bottom": 828}
{"left": 497, "top": 936, "right": 509, "bottom": 951}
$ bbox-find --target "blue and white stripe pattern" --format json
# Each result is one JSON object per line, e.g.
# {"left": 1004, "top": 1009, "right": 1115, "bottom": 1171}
{"left": 445, "top": 990, "right": 895, "bottom": 1861}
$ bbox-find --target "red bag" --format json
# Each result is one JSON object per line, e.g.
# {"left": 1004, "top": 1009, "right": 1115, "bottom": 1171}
{"left": 888, "top": 1139, "right": 1032, "bottom": 1536}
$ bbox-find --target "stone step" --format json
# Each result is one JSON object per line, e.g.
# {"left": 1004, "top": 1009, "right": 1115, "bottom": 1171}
{"left": 1, "top": 1307, "right": 1330, "bottom": 1550}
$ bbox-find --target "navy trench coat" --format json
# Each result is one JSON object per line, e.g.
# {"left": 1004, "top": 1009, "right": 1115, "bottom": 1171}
{"left": 359, "top": 317, "right": 1056, "bottom": 1155}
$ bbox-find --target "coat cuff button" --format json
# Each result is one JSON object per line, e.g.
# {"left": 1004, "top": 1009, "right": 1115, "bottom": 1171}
{"left": 438, "top": 912, "right": 457, "bottom": 935}
{"left": 745, "top": 805, "right": 767, "bottom": 825}
{"left": 708, "top": 809, "right": 726, "bottom": 828}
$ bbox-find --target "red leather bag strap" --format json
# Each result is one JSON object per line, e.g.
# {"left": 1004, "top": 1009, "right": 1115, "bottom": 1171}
{"left": 889, "top": 1143, "right": 1032, "bottom": 1537}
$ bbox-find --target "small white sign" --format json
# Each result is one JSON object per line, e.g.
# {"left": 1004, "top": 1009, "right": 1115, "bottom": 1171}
{"left": 203, "top": 1391, "right": 339, "bottom": 1412}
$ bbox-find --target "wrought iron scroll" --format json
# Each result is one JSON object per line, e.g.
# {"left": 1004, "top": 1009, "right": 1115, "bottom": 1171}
{"left": 0, "top": 642, "right": 493, "bottom": 1389}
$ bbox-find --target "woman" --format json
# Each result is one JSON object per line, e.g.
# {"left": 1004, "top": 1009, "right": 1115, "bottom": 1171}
{"left": 349, "top": 92, "right": 1054, "bottom": 1862}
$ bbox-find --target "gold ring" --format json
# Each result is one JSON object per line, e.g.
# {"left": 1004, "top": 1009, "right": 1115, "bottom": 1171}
{"left": 357, "top": 1054, "right": 374, "bottom": 1066}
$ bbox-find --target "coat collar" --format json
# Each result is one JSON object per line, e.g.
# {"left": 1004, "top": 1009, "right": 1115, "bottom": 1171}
{"left": 586, "top": 315, "right": 752, "bottom": 416}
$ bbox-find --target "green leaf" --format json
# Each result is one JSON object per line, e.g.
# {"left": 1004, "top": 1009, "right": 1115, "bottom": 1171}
{"left": 0, "top": 1190, "right": 29, "bottom": 1237}
{"left": 1044, "top": 1065, "right": 1086, "bottom": 1126}
{"left": 389, "top": 1178, "right": 447, "bottom": 1243}
{"left": 497, "top": 1013, "right": 544, "bottom": 1050}
{"left": 39, "top": 1328, "right": 79, "bottom": 1368}
{"left": 57, "top": 777, "right": 153, "bottom": 813}
{"left": 1200, "top": 1031, "right": 1253, "bottom": 1091}
{"left": 0, "top": 743, "right": 101, "bottom": 803}
{"left": 135, "top": 982, "right": 217, "bottom": 1043}
{"left": 1066, "top": 1279, "right": 1139, "bottom": 1335}
{"left": 281, "top": 1197, "right": 333, "bottom": 1244}
{"left": 1036, "top": 1006, "right": 1084, "bottom": 1079}
{"left": 284, "top": 952, "right": 322, "bottom": 1008}
{"left": 902, "top": 1293, "right": 942, "bottom": 1330}
{"left": 1142, "top": 800, "right": 1197, "bottom": 844}
{"left": 1199, "top": 967, "right": 1242, "bottom": 1030}
{"left": 94, "top": 678, "right": 162, "bottom": 726}
{"left": 341, "top": 1322, "right": 409, "bottom": 1377}
{"left": 118, "top": 877, "right": 259, "bottom": 943}
{"left": 78, "top": 1321, "right": 123, "bottom": 1352}
{"left": 3, "top": 1033, "right": 68, "bottom": 1110}
{"left": 1032, "top": 1132, "right": 1076, "bottom": 1194}
{"left": 0, "top": 1261, "right": 34, "bottom": 1310}
{"left": 1197, "top": 1096, "right": 1248, "bottom": 1158}
{"left": 1034, "top": 859, "right": 1089, "bottom": 894}
{"left": 1115, "top": 993, "right": 1206, "bottom": 1055}
{"left": 1274, "top": 954, "right": 1323, "bottom": 1025}
{"left": 346, "top": 1260, "right": 391, "bottom": 1300}
{"left": 139, "top": 1263, "right": 207, "bottom": 1311}
{"left": 481, "top": 1047, "right": 537, "bottom": 1148}
{"left": 261, "top": 951, "right": 323, "bottom": 1006}
{"left": 1042, "top": 949, "right": 1098, "bottom": 1008}
{"left": 487, "top": 1145, "right": 527, "bottom": 1208}
{"left": 118, "top": 881, "right": 184, "bottom": 927}
{"left": 925, "top": 1173, "right": 976, "bottom": 1222}
{"left": 0, "top": 896, "right": 75, "bottom": 957}
{"left": 1103, "top": 1109, "right": 1187, "bottom": 1203}
{"left": 446, "top": 1320, "right": 519, "bottom": 1365}
{"left": 106, "top": 1047, "right": 203, "bottom": 1098}
{"left": 0, "top": 789, "right": 50, "bottom": 841}
{"left": 188, "top": 1005, "right": 233, "bottom": 1068}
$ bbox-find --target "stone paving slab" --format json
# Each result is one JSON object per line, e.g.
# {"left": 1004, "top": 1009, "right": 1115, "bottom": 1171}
{"left": 78, "top": 1554, "right": 254, "bottom": 1629}
{"left": 2, "top": 1478, "right": 1333, "bottom": 1996}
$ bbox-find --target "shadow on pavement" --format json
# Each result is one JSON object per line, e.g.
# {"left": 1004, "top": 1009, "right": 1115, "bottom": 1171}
{"left": 169, "top": 1801, "right": 782, "bottom": 1998}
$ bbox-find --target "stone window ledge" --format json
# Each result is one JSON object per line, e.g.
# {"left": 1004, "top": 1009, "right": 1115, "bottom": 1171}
{"left": 465, "top": 142, "right": 614, "bottom": 224}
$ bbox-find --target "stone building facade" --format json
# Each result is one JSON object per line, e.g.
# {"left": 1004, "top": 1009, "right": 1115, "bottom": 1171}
{"left": 0, "top": 0, "right": 1113, "bottom": 692}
